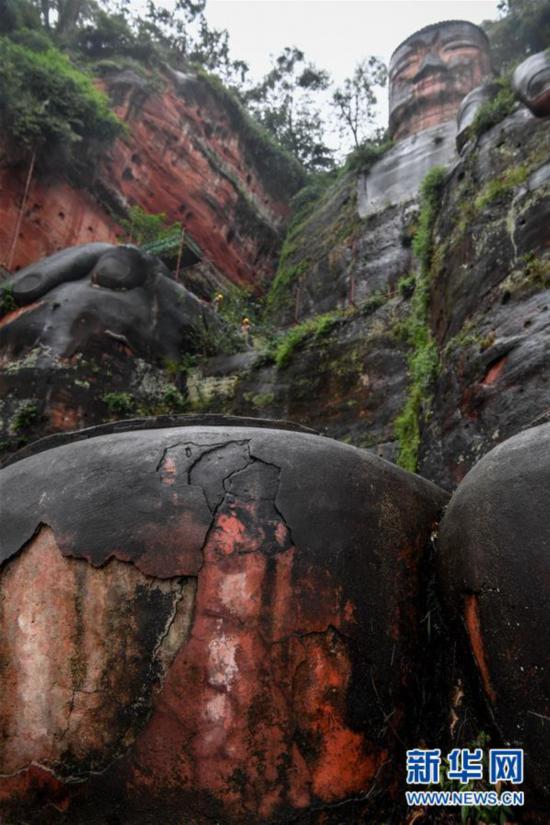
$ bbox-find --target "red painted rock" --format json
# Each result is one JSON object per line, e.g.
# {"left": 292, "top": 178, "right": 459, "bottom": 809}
{"left": 389, "top": 20, "right": 492, "bottom": 141}
{"left": 438, "top": 424, "right": 550, "bottom": 800}
{"left": 513, "top": 51, "right": 550, "bottom": 118}
{"left": 0, "top": 417, "right": 448, "bottom": 823}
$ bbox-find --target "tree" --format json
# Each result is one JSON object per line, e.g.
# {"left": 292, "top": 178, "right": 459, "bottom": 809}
{"left": 244, "top": 47, "right": 333, "bottom": 170}
{"left": 332, "top": 57, "right": 387, "bottom": 149}
{"left": 484, "top": 0, "right": 550, "bottom": 70}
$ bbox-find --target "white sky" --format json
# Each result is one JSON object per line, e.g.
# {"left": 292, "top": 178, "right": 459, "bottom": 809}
{"left": 204, "top": 0, "right": 501, "bottom": 154}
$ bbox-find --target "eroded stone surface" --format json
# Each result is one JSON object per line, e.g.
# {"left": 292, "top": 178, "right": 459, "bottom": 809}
{"left": 0, "top": 421, "right": 448, "bottom": 822}
{"left": 0, "top": 526, "right": 195, "bottom": 778}
{"left": 438, "top": 424, "right": 550, "bottom": 800}
{"left": 513, "top": 51, "right": 550, "bottom": 117}
{"left": 357, "top": 121, "right": 456, "bottom": 217}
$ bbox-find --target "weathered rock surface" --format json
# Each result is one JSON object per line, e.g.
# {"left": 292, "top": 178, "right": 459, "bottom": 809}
{"left": 357, "top": 121, "right": 457, "bottom": 217}
{"left": 389, "top": 20, "right": 492, "bottom": 141}
{"left": 0, "top": 418, "right": 448, "bottom": 823}
{"left": 0, "top": 244, "right": 222, "bottom": 455}
{"left": 438, "top": 423, "right": 550, "bottom": 801}
{"left": 0, "top": 66, "right": 304, "bottom": 289}
{"left": 513, "top": 51, "right": 550, "bottom": 117}
{"left": 187, "top": 298, "right": 411, "bottom": 461}
{"left": 456, "top": 80, "right": 503, "bottom": 152}
{"left": 420, "top": 110, "right": 550, "bottom": 488}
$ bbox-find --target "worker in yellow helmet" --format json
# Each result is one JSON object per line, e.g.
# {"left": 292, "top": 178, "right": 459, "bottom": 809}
{"left": 241, "top": 316, "right": 251, "bottom": 346}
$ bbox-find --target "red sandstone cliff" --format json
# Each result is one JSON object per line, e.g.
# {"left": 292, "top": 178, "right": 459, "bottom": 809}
{"left": 0, "top": 66, "right": 305, "bottom": 289}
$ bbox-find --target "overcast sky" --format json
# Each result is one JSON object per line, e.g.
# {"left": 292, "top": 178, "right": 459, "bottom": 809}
{"left": 204, "top": 0, "right": 501, "bottom": 153}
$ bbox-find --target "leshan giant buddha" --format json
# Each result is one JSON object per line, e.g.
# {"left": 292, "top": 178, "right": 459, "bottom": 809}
{"left": 389, "top": 20, "right": 492, "bottom": 140}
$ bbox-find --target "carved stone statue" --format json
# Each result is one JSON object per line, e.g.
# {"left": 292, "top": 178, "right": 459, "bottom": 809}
{"left": 389, "top": 20, "right": 492, "bottom": 140}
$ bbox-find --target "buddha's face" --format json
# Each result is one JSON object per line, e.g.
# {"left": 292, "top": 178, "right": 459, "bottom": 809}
{"left": 389, "top": 21, "right": 492, "bottom": 140}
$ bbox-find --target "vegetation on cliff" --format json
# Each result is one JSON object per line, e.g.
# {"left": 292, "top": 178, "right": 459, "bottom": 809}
{"left": 394, "top": 166, "right": 446, "bottom": 473}
{"left": 0, "top": 36, "right": 123, "bottom": 170}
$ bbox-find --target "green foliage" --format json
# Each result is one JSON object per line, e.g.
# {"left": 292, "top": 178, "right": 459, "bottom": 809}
{"left": 331, "top": 57, "right": 387, "bottom": 149}
{"left": 484, "top": 0, "right": 550, "bottom": 71}
{"left": 344, "top": 137, "right": 393, "bottom": 173}
{"left": 194, "top": 67, "right": 306, "bottom": 197}
{"left": 0, "top": 37, "right": 123, "bottom": 168}
{"left": 0, "top": 0, "right": 41, "bottom": 35}
{"left": 243, "top": 46, "right": 334, "bottom": 171}
{"left": 273, "top": 311, "right": 342, "bottom": 369}
{"left": 0, "top": 285, "right": 17, "bottom": 317}
{"left": 266, "top": 171, "right": 359, "bottom": 319}
{"left": 120, "top": 206, "right": 181, "bottom": 246}
{"left": 474, "top": 163, "right": 529, "bottom": 210}
{"left": 12, "top": 402, "right": 38, "bottom": 433}
{"left": 397, "top": 273, "right": 416, "bottom": 299}
{"left": 411, "top": 166, "right": 447, "bottom": 270}
{"left": 395, "top": 166, "right": 446, "bottom": 472}
{"left": 216, "top": 285, "right": 263, "bottom": 327}
{"left": 164, "top": 353, "right": 198, "bottom": 376}
{"left": 102, "top": 392, "right": 135, "bottom": 417}
{"left": 471, "top": 76, "right": 516, "bottom": 137}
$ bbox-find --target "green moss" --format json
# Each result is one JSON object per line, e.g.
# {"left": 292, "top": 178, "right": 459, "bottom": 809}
{"left": 471, "top": 76, "right": 516, "bottom": 138}
{"left": 266, "top": 171, "right": 361, "bottom": 319}
{"left": 474, "top": 164, "right": 529, "bottom": 211}
{"left": 273, "top": 311, "right": 342, "bottom": 369}
{"left": 395, "top": 167, "right": 446, "bottom": 472}
{"left": 12, "top": 402, "right": 38, "bottom": 433}
{"left": 0, "top": 284, "right": 17, "bottom": 317}
{"left": 243, "top": 392, "right": 276, "bottom": 409}
{"left": 500, "top": 253, "right": 550, "bottom": 297}
{"left": 164, "top": 354, "right": 198, "bottom": 376}
{"left": 411, "top": 166, "right": 447, "bottom": 270}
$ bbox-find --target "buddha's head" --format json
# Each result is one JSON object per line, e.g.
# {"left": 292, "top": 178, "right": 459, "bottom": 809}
{"left": 389, "top": 20, "right": 492, "bottom": 140}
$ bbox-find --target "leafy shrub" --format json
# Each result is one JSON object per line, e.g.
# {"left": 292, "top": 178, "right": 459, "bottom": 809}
{"left": 0, "top": 284, "right": 17, "bottom": 317}
{"left": 344, "top": 137, "right": 393, "bottom": 173}
{"left": 12, "top": 402, "right": 38, "bottom": 433}
{"left": 102, "top": 392, "right": 135, "bottom": 416}
{"left": 412, "top": 166, "right": 447, "bottom": 271}
{"left": 120, "top": 206, "right": 181, "bottom": 246}
{"left": 0, "top": 37, "right": 123, "bottom": 168}
{"left": 471, "top": 76, "right": 516, "bottom": 138}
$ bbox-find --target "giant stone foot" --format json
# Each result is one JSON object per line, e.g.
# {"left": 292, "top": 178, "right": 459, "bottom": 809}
{"left": 0, "top": 416, "right": 448, "bottom": 823}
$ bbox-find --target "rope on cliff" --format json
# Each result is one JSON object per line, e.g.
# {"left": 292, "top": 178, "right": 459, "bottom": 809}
{"left": 7, "top": 148, "right": 37, "bottom": 272}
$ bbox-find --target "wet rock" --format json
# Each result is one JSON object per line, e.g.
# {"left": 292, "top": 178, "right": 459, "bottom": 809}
{"left": 0, "top": 244, "right": 222, "bottom": 457}
{"left": 438, "top": 424, "right": 550, "bottom": 800}
{"left": 389, "top": 21, "right": 492, "bottom": 141}
{"left": 188, "top": 297, "right": 411, "bottom": 456}
{"left": 513, "top": 51, "right": 550, "bottom": 117}
{"left": 420, "top": 112, "right": 550, "bottom": 489}
{"left": 0, "top": 417, "right": 448, "bottom": 823}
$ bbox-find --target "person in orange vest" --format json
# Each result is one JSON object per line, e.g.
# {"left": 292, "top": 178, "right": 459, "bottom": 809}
{"left": 241, "top": 316, "right": 251, "bottom": 346}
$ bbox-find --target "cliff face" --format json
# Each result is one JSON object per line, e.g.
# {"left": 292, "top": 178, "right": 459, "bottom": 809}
{"left": 420, "top": 110, "right": 550, "bottom": 487}
{"left": 184, "top": 105, "right": 549, "bottom": 486}
{"left": 0, "top": 65, "right": 304, "bottom": 289}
